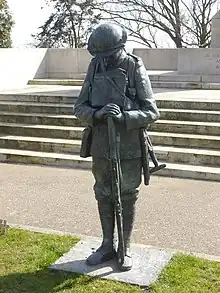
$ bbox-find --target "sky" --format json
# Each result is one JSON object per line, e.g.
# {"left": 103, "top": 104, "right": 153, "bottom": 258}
{"left": 8, "top": 0, "right": 53, "bottom": 48}
{"left": 7, "top": 0, "right": 149, "bottom": 48}
{"left": 7, "top": 0, "right": 220, "bottom": 49}
{"left": 7, "top": 0, "right": 182, "bottom": 48}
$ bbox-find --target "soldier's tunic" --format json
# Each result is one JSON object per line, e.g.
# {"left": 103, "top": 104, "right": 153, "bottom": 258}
{"left": 73, "top": 53, "right": 160, "bottom": 202}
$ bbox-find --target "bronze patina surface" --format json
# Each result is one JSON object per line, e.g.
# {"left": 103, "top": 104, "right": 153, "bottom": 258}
{"left": 73, "top": 22, "right": 160, "bottom": 271}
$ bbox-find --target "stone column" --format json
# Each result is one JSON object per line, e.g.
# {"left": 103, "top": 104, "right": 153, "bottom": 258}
{"left": 211, "top": 10, "right": 220, "bottom": 48}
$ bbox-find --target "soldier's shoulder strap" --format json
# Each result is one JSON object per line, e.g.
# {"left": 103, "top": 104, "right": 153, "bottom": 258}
{"left": 127, "top": 53, "right": 138, "bottom": 87}
{"left": 126, "top": 53, "right": 141, "bottom": 98}
{"left": 86, "top": 58, "right": 97, "bottom": 103}
{"left": 88, "top": 57, "right": 97, "bottom": 84}
{"left": 127, "top": 52, "right": 141, "bottom": 62}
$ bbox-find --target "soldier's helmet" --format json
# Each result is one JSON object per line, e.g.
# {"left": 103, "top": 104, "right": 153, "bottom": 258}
{"left": 87, "top": 23, "right": 127, "bottom": 57}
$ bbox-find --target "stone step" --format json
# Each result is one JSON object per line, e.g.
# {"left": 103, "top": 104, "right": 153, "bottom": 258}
{"left": 159, "top": 109, "right": 220, "bottom": 122}
{"left": 0, "top": 86, "right": 80, "bottom": 103}
{"left": 28, "top": 79, "right": 85, "bottom": 86}
{"left": 152, "top": 81, "right": 220, "bottom": 89}
{"left": 28, "top": 74, "right": 220, "bottom": 85}
{"left": 149, "top": 131, "right": 220, "bottom": 150}
{"left": 29, "top": 74, "right": 220, "bottom": 83}
{"left": 1, "top": 99, "right": 220, "bottom": 113}
{"left": 0, "top": 101, "right": 74, "bottom": 114}
{"left": 0, "top": 119, "right": 219, "bottom": 138}
{"left": 0, "top": 148, "right": 219, "bottom": 181}
{"left": 0, "top": 148, "right": 91, "bottom": 169}
{"left": 154, "top": 145, "right": 220, "bottom": 166}
{"left": 1, "top": 109, "right": 219, "bottom": 126}
{"left": 0, "top": 135, "right": 219, "bottom": 167}
{"left": 0, "top": 122, "right": 220, "bottom": 146}
{"left": 155, "top": 98, "right": 220, "bottom": 111}
{"left": 0, "top": 123, "right": 83, "bottom": 139}
{"left": 149, "top": 120, "right": 220, "bottom": 136}
{"left": 0, "top": 112, "right": 81, "bottom": 126}
{"left": 149, "top": 73, "right": 220, "bottom": 83}
{"left": 0, "top": 94, "right": 77, "bottom": 104}
{"left": 0, "top": 136, "right": 81, "bottom": 154}
{"left": 27, "top": 78, "right": 220, "bottom": 90}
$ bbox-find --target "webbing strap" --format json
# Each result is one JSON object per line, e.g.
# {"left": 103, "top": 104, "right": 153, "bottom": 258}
{"left": 126, "top": 54, "right": 137, "bottom": 100}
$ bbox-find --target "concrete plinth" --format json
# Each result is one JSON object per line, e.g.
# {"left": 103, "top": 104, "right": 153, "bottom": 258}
{"left": 49, "top": 237, "right": 173, "bottom": 286}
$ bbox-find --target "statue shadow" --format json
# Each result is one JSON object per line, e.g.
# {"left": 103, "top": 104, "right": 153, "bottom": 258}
{"left": 50, "top": 257, "right": 123, "bottom": 279}
{"left": 0, "top": 269, "right": 84, "bottom": 293}
{"left": 0, "top": 258, "right": 120, "bottom": 293}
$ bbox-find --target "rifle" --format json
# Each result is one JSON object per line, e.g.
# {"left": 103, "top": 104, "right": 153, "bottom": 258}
{"left": 140, "top": 128, "right": 166, "bottom": 186}
{"left": 107, "top": 116, "right": 125, "bottom": 267}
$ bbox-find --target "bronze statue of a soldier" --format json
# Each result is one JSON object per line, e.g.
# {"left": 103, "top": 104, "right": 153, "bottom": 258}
{"left": 73, "top": 22, "right": 160, "bottom": 271}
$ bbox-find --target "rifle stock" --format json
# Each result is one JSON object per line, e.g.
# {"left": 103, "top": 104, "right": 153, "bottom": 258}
{"left": 140, "top": 128, "right": 166, "bottom": 186}
{"left": 107, "top": 117, "right": 125, "bottom": 266}
{"left": 146, "top": 133, "right": 166, "bottom": 174}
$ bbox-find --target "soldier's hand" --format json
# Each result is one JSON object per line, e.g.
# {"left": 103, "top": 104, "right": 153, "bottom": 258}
{"left": 94, "top": 103, "right": 121, "bottom": 120}
{"left": 109, "top": 112, "right": 125, "bottom": 123}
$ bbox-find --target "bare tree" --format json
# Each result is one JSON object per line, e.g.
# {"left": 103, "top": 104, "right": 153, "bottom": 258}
{"left": 182, "top": 0, "right": 218, "bottom": 47}
{"left": 101, "top": 8, "right": 159, "bottom": 47}
{"left": 97, "top": 0, "right": 218, "bottom": 48}
{"left": 98, "top": 0, "right": 186, "bottom": 48}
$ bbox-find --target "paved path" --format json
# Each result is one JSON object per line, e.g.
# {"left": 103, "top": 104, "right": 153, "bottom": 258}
{"left": 1, "top": 163, "right": 220, "bottom": 256}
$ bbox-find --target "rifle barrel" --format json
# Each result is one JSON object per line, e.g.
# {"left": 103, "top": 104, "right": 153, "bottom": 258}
{"left": 107, "top": 117, "right": 125, "bottom": 266}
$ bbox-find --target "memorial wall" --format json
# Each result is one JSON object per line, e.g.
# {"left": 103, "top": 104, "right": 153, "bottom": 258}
{"left": 0, "top": 11, "right": 219, "bottom": 90}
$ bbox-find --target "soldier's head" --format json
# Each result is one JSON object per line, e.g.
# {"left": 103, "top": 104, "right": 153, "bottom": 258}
{"left": 87, "top": 23, "right": 128, "bottom": 68}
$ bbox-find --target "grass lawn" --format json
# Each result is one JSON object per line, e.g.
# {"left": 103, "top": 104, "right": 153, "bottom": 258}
{"left": 0, "top": 229, "right": 219, "bottom": 293}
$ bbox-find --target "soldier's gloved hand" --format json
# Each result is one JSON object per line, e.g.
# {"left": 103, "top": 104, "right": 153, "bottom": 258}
{"left": 94, "top": 103, "right": 121, "bottom": 120}
{"left": 108, "top": 112, "right": 125, "bottom": 124}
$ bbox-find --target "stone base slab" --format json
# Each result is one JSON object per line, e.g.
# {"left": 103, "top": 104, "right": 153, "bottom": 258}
{"left": 49, "top": 237, "right": 173, "bottom": 286}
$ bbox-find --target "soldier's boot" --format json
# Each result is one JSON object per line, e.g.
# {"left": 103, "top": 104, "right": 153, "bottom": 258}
{"left": 119, "top": 199, "right": 136, "bottom": 271}
{"left": 86, "top": 200, "right": 116, "bottom": 265}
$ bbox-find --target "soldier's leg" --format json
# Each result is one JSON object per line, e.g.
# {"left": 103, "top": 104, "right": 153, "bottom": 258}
{"left": 86, "top": 157, "right": 116, "bottom": 265}
{"left": 120, "top": 157, "right": 142, "bottom": 271}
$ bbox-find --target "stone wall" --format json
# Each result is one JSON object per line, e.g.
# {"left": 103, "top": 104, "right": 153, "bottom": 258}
{"left": 44, "top": 47, "right": 220, "bottom": 76}
{"left": 1, "top": 46, "right": 220, "bottom": 90}
{"left": 133, "top": 49, "right": 178, "bottom": 70}
{"left": 178, "top": 48, "right": 220, "bottom": 75}
{"left": 47, "top": 49, "right": 91, "bottom": 78}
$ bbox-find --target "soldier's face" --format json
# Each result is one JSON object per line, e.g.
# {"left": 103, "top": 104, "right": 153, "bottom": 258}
{"left": 103, "top": 50, "right": 122, "bottom": 67}
{"left": 103, "top": 54, "right": 117, "bottom": 67}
